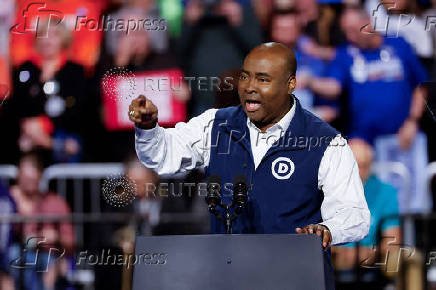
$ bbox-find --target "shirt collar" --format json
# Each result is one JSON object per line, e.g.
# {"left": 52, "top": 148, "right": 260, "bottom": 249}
{"left": 246, "top": 97, "right": 296, "bottom": 134}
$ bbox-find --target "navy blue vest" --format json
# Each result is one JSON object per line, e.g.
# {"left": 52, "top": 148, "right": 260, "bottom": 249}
{"left": 205, "top": 98, "right": 338, "bottom": 289}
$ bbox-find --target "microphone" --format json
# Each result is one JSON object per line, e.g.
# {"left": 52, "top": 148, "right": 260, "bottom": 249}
{"left": 233, "top": 174, "right": 248, "bottom": 214}
{"left": 206, "top": 175, "right": 222, "bottom": 209}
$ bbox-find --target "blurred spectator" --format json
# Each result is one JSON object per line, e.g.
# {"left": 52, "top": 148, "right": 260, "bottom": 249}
{"left": 177, "top": 0, "right": 263, "bottom": 117}
{"left": 94, "top": 155, "right": 161, "bottom": 290}
{"left": 111, "top": 27, "right": 177, "bottom": 72}
{"left": 158, "top": 0, "right": 184, "bottom": 39}
{"left": 0, "top": 55, "right": 10, "bottom": 89}
{"left": 10, "top": 0, "right": 106, "bottom": 71}
{"left": 270, "top": 9, "right": 338, "bottom": 122}
{"left": 105, "top": 0, "right": 169, "bottom": 57}
{"left": 333, "top": 139, "right": 400, "bottom": 286}
{"left": 272, "top": 0, "right": 294, "bottom": 11}
{"left": 214, "top": 68, "right": 241, "bottom": 108}
{"left": 0, "top": 182, "right": 16, "bottom": 290}
{"left": 0, "top": 0, "right": 13, "bottom": 58}
{"left": 125, "top": 156, "right": 161, "bottom": 236}
{"left": 0, "top": 55, "right": 12, "bottom": 165}
{"left": 7, "top": 20, "right": 87, "bottom": 165}
{"left": 0, "top": 272, "right": 14, "bottom": 290}
{"left": 9, "top": 152, "right": 75, "bottom": 290}
{"left": 312, "top": 7, "right": 430, "bottom": 213}
{"left": 295, "top": 0, "right": 317, "bottom": 25}
{"left": 296, "top": 0, "right": 344, "bottom": 61}
{"left": 92, "top": 13, "right": 188, "bottom": 162}
{"left": 0, "top": 0, "right": 12, "bottom": 109}
{"left": 251, "top": 0, "right": 273, "bottom": 31}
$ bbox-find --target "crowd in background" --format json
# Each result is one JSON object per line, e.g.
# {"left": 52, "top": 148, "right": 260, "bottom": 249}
{"left": 1, "top": 0, "right": 436, "bottom": 289}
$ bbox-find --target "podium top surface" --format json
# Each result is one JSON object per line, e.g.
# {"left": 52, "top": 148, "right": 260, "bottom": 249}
{"left": 132, "top": 234, "right": 326, "bottom": 290}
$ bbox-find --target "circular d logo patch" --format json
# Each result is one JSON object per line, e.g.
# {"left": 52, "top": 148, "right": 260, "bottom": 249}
{"left": 271, "top": 157, "right": 295, "bottom": 180}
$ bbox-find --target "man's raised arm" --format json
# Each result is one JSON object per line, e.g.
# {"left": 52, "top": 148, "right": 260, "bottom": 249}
{"left": 129, "top": 95, "right": 217, "bottom": 176}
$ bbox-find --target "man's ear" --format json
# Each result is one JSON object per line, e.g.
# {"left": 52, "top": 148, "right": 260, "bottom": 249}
{"left": 288, "top": 76, "right": 296, "bottom": 94}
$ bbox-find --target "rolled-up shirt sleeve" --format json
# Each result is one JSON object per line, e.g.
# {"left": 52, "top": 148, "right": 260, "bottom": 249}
{"left": 318, "top": 135, "right": 370, "bottom": 245}
{"left": 135, "top": 108, "right": 217, "bottom": 176}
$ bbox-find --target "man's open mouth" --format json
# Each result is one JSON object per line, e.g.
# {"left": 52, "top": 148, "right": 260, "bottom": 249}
{"left": 245, "top": 100, "right": 261, "bottom": 112}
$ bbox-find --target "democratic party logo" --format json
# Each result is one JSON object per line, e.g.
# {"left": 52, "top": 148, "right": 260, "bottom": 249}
{"left": 271, "top": 157, "right": 295, "bottom": 180}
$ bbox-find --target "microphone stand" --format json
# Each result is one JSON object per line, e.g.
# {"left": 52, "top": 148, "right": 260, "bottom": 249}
{"left": 206, "top": 176, "right": 248, "bottom": 234}
{"left": 207, "top": 197, "right": 246, "bottom": 234}
{"left": 208, "top": 202, "right": 239, "bottom": 234}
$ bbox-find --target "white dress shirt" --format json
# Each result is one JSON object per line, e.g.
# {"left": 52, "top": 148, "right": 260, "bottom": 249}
{"left": 135, "top": 104, "right": 370, "bottom": 245}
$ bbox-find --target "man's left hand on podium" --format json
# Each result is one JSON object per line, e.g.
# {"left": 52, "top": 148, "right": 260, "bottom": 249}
{"left": 296, "top": 224, "right": 332, "bottom": 251}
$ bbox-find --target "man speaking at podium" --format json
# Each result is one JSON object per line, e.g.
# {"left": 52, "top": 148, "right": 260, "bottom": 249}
{"left": 129, "top": 43, "right": 370, "bottom": 289}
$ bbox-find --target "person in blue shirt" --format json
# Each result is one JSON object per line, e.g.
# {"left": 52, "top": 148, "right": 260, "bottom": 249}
{"left": 269, "top": 9, "right": 339, "bottom": 122}
{"left": 310, "top": 6, "right": 430, "bottom": 213}
{"left": 333, "top": 138, "right": 400, "bottom": 283}
{"left": 311, "top": 7, "right": 428, "bottom": 145}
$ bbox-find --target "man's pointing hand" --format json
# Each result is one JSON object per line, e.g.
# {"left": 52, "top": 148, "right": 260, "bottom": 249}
{"left": 128, "top": 95, "right": 158, "bottom": 130}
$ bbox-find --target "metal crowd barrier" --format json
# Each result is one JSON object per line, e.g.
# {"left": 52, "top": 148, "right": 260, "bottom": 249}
{"left": 0, "top": 163, "right": 209, "bottom": 249}
{"left": 374, "top": 212, "right": 436, "bottom": 290}
{"left": 0, "top": 162, "right": 435, "bottom": 289}
{"left": 371, "top": 161, "right": 412, "bottom": 212}
{"left": 0, "top": 161, "right": 419, "bottom": 196}
{"left": 40, "top": 163, "right": 124, "bottom": 212}
{"left": 347, "top": 162, "right": 436, "bottom": 289}
{"left": 0, "top": 212, "right": 208, "bottom": 290}
{"left": 39, "top": 163, "right": 124, "bottom": 247}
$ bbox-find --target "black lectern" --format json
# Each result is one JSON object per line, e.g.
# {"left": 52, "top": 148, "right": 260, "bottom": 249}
{"left": 132, "top": 234, "right": 326, "bottom": 290}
